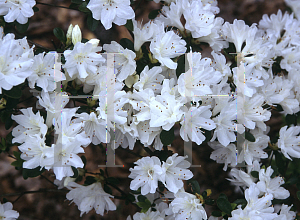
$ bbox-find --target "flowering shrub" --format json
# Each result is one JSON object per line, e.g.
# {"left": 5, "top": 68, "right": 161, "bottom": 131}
{"left": 0, "top": 0, "right": 299, "bottom": 219}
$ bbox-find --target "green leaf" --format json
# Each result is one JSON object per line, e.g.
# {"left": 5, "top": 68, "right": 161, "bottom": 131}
{"left": 160, "top": 126, "right": 175, "bottom": 146}
{"left": 217, "top": 198, "right": 232, "bottom": 215}
{"left": 187, "top": 179, "right": 201, "bottom": 194}
{"left": 81, "top": 155, "right": 87, "bottom": 168}
{"left": 233, "top": 199, "right": 247, "bottom": 209}
{"left": 87, "top": 14, "right": 99, "bottom": 31}
{"left": 274, "top": 151, "right": 286, "bottom": 175}
{"left": 104, "top": 184, "right": 112, "bottom": 195}
{"left": 138, "top": 195, "right": 147, "bottom": 202}
{"left": 245, "top": 131, "right": 255, "bottom": 142}
{"left": 120, "top": 38, "right": 134, "bottom": 52}
{"left": 286, "top": 114, "right": 297, "bottom": 126}
{"left": 137, "top": 199, "right": 152, "bottom": 213}
{"left": 33, "top": 6, "right": 39, "bottom": 12}
{"left": 5, "top": 114, "right": 13, "bottom": 130}
{"left": 3, "top": 86, "right": 22, "bottom": 99}
{"left": 71, "top": 0, "right": 83, "bottom": 4}
{"left": 53, "top": 27, "right": 66, "bottom": 44}
{"left": 176, "top": 55, "right": 185, "bottom": 78}
{"left": 78, "top": 2, "right": 89, "bottom": 12}
{"left": 106, "top": 177, "right": 120, "bottom": 185}
{"left": 231, "top": 203, "right": 237, "bottom": 210}
{"left": 11, "top": 151, "right": 24, "bottom": 168}
{"left": 127, "top": 194, "right": 136, "bottom": 203}
{"left": 211, "top": 210, "right": 222, "bottom": 217}
{"left": 202, "top": 190, "right": 207, "bottom": 199}
{"left": 297, "top": 191, "right": 300, "bottom": 201}
{"left": 124, "top": 19, "right": 133, "bottom": 32}
{"left": 15, "top": 21, "right": 29, "bottom": 33}
{"left": 148, "top": 9, "right": 160, "bottom": 19}
{"left": 84, "top": 176, "right": 97, "bottom": 185}
{"left": 22, "top": 167, "right": 45, "bottom": 179}
{"left": 205, "top": 198, "right": 215, "bottom": 205}
{"left": 71, "top": 166, "right": 79, "bottom": 178}
{"left": 250, "top": 171, "right": 259, "bottom": 178}
{"left": 131, "top": 189, "right": 141, "bottom": 194}
{"left": 218, "top": 193, "right": 228, "bottom": 200}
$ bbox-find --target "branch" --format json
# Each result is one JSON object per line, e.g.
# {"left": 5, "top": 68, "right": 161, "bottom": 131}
{"left": 36, "top": 2, "right": 78, "bottom": 10}
{"left": 27, "top": 40, "right": 52, "bottom": 51}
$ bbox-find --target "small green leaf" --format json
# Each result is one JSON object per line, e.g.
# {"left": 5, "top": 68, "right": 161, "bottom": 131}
{"left": 33, "top": 6, "right": 39, "bottom": 12}
{"left": 160, "top": 126, "right": 175, "bottom": 146}
{"left": 84, "top": 176, "right": 96, "bottom": 185}
{"left": 187, "top": 179, "right": 201, "bottom": 194}
{"left": 218, "top": 193, "right": 228, "bottom": 200}
{"left": 176, "top": 55, "right": 185, "bottom": 78}
{"left": 81, "top": 155, "right": 87, "bottom": 168}
{"left": 250, "top": 171, "right": 259, "bottom": 178}
{"left": 53, "top": 27, "right": 66, "bottom": 44}
{"left": 137, "top": 199, "right": 152, "bottom": 213}
{"left": 138, "top": 195, "right": 147, "bottom": 202}
{"left": 87, "top": 14, "right": 99, "bottom": 31}
{"left": 78, "top": 2, "right": 89, "bottom": 12}
{"left": 127, "top": 194, "right": 136, "bottom": 202}
{"left": 217, "top": 198, "right": 232, "bottom": 215}
{"left": 22, "top": 167, "right": 45, "bottom": 179}
{"left": 205, "top": 199, "right": 214, "bottom": 205}
{"left": 15, "top": 21, "right": 29, "bottom": 33}
{"left": 71, "top": 0, "right": 83, "bottom": 4}
{"left": 3, "top": 86, "right": 22, "bottom": 99}
{"left": 245, "top": 131, "right": 255, "bottom": 142}
{"left": 231, "top": 203, "right": 237, "bottom": 210}
{"left": 233, "top": 199, "right": 247, "bottom": 209}
{"left": 148, "top": 9, "right": 160, "bottom": 19}
{"left": 120, "top": 38, "right": 134, "bottom": 52}
{"left": 104, "top": 184, "right": 112, "bottom": 194}
{"left": 202, "top": 190, "right": 207, "bottom": 199}
{"left": 106, "top": 177, "right": 120, "bottom": 185}
{"left": 211, "top": 210, "right": 222, "bottom": 217}
{"left": 71, "top": 166, "right": 79, "bottom": 178}
{"left": 286, "top": 114, "right": 297, "bottom": 126}
{"left": 297, "top": 191, "right": 300, "bottom": 201}
{"left": 124, "top": 19, "right": 133, "bottom": 32}
{"left": 131, "top": 189, "right": 141, "bottom": 194}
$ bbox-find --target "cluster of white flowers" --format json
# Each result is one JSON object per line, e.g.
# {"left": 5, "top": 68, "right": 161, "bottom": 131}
{"left": 3, "top": 0, "right": 299, "bottom": 219}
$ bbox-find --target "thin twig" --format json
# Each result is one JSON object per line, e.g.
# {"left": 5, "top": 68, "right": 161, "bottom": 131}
{"left": 27, "top": 39, "right": 52, "bottom": 51}
{"left": 40, "top": 174, "right": 56, "bottom": 186}
{"left": 36, "top": 1, "right": 78, "bottom": 10}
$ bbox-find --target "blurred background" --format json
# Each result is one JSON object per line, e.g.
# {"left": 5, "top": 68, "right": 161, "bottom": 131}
{"left": 0, "top": 0, "right": 298, "bottom": 219}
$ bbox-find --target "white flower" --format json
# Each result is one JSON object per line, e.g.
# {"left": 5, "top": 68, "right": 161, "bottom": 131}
{"left": 18, "top": 135, "right": 53, "bottom": 170}
{"left": 237, "top": 131, "right": 269, "bottom": 165}
{"left": 73, "top": 112, "right": 109, "bottom": 145}
{"left": 37, "top": 91, "right": 69, "bottom": 127}
{"left": 12, "top": 107, "right": 47, "bottom": 144}
{"left": 129, "top": 156, "right": 164, "bottom": 195}
{"left": 66, "top": 182, "right": 116, "bottom": 216}
{"left": 278, "top": 125, "right": 300, "bottom": 160}
{"left": 132, "top": 19, "right": 163, "bottom": 51}
{"left": 209, "top": 143, "right": 237, "bottom": 171}
{"left": 256, "top": 166, "right": 290, "bottom": 199}
{"left": 28, "top": 52, "right": 66, "bottom": 92}
{"left": 103, "top": 41, "right": 136, "bottom": 82}
{"left": 131, "top": 209, "right": 164, "bottom": 220}
{"left": 183, "top": 1, "right": 215, "bottom": 38}
{"left": 0, "top": 0, "right": 36, "bottom": 24}
{"left": 150, "top": 30, "right": 186, "bottom": 69}
{"left": 274, "top": 204, "right": 296, "bottom": 220}
{"left": 161, "top": 153, "right": 193, "bottom": 193}
{"left": 87, "top": 0, "right": 135, "bottom": 30}
{"left": 0, "top": 34, "right": 34, "bottom": 94}
{"left": 72, "top": 24, "right": 82, "bottom": 45}
{"left": 166, "top": 191, "right": 207, "bottom": 220}
{"left": 52, "top": 137, "right": 85, "bottom": 180}
{"left": 149, "top": 83, "right": 184, "bottom": 131}
{"left": 0, "top": 202, "right": 19, "bottom": 220}
{"left": 63, "top": 42, "right": 105, "bottom": 79}
{"left": 180, "top": 106, "right": 215, "bottom": 145}
{"left": 237, "top": 94, "right": 271, "bottom": 131}
{"left": 133, "top": 66, "right": 164, "bottom": 94}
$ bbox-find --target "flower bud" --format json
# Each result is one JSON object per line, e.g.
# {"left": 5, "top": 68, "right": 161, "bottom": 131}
{"left": 87, "top": 38, "right": 100, "bottom": 47}
{"left": 66, "top": 24, "right": 73, "bottom": 46}
{"left": 125, "top": 72, "right": 139, "bottom": 88}
{"left": 72, "top": 24, "right": 82, "bottom": 45}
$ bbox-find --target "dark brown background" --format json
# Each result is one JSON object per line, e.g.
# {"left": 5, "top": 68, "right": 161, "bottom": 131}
{"left": 0, "top": 0, "right": 297, "bottom": 219}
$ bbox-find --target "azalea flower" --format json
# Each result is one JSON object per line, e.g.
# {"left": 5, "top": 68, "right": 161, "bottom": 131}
{"left": 129, "top": 156, "right": 164, "bottom": 195}
{"left": 0, "top": 202, "right": 19, "bottom": 220}
{"left": 150, "top": 30, "right": 186, "bottom": 70}
{"left": 0, "top": 0, "right": 36, "bottom": 24}
{"left": 278, "top": 125, "right": 300, "bottom": 160}
{"left": 66, "top": 182, "right": 116, "bottom": 216}
{"left": 87, "top": 0, "right": 135, "bottom": 30}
